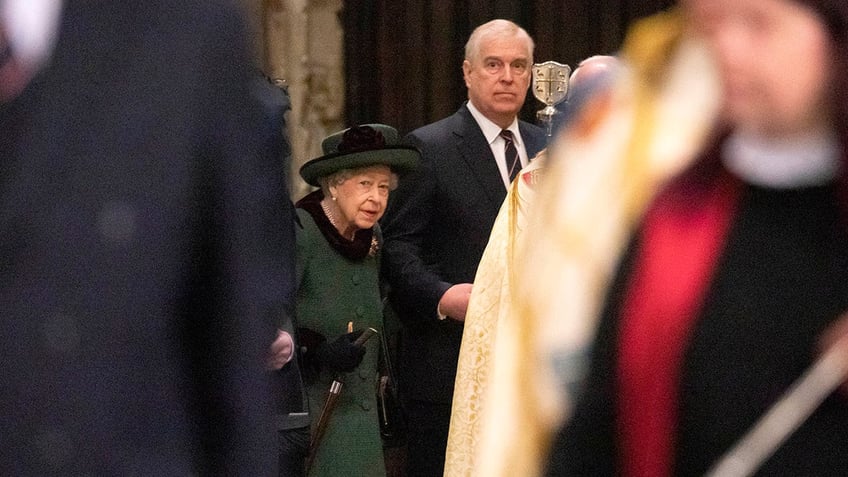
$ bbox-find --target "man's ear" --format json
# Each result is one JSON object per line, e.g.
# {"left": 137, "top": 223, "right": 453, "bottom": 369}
{"left": 462, "top": 60, "right": 472, "bottom": 87}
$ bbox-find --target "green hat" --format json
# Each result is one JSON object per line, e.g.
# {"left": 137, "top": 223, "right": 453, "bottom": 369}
{"left": 299, "top": 124, "right": 420, "bottom": 187}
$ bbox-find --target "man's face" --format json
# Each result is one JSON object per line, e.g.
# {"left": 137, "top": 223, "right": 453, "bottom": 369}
{"left": 463, "top": 33, "right": 532, "bottom": 128}
{"left": 685, "top": 0, "right": 833, "bottom": 137}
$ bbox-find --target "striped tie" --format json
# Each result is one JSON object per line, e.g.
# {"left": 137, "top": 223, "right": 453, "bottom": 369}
{"left": 500, "top": 129, "right": 520, "bottom": 184}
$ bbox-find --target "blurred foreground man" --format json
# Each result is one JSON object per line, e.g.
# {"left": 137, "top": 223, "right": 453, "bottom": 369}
{"left": 542, "top": 0, "right": 848, "bottom": 475}
{"left": 1, "top": 0, "right": 290, "bottom": 474}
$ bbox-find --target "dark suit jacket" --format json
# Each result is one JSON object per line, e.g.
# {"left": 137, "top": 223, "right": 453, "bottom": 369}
{"left": 0, "top": 1, "right": 292, "bottom": 474}
{"left": 380, "top": 103, "right": 546, "bottom": 403}
{"left": 252, "top": 75, "right": 308, "bottom": 430}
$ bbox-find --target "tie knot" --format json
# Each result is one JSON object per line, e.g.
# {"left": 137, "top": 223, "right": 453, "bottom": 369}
{"left": 500, "top": 129, "right": 514, "bottom": 142}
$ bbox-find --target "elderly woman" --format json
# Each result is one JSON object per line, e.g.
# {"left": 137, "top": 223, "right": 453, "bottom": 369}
{"left": 293, "top": 124, "right": 418, "bottom": 477}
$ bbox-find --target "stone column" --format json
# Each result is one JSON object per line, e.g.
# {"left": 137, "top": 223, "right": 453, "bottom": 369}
{"left": 252, "top": 0, "right": 346, "bottom": 200}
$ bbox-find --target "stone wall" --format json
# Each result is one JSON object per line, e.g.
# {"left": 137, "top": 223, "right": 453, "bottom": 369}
{"left": 244, "top": 0, "right": 346, "bottom": 199}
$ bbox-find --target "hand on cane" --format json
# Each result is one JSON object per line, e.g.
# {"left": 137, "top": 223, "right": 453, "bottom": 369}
{"left": 297, "top": 325, "right": 368, "bottom": 373}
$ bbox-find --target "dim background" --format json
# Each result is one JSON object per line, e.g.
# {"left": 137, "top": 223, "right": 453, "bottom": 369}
{"left": 250, "top": 0, "right": 674, "bottom": 196}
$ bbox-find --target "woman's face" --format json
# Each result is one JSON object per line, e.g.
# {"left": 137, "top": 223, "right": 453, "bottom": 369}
{"left": 329, "top": 165, "right": 393, "bottom": 233}
{"left": 685, "top": 0, "right": 834, "bottom": 137}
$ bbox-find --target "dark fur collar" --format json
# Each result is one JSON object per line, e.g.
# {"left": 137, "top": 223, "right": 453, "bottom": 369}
{"left": 295, "top": 190, "right": 375, "bottom": 260}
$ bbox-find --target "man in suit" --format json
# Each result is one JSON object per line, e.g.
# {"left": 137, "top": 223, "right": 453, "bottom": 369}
{"left": 253, "top": 74, "right": 311, "bottom": 477}
{"left": 380, "top": 19, "right": 546, "bottom": 477}
{"left": 1, "top": 1, "right": 292, "bottom": 474}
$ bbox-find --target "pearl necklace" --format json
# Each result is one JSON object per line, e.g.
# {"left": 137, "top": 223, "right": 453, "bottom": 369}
{"left": 320, "top": 198, "right": 354, "bottom": 240}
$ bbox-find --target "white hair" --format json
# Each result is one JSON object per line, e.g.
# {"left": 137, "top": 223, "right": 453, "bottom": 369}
{"left": 464, "top": 19, "right": 534, "bottom": 63}
{"left": 318, "top": 166, "right": 400, "bottom": 195}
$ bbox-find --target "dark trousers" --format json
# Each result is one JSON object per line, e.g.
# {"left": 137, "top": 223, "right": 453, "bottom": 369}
{"left": 279, "top": 426, "right": 309, "bottom": 477}
{"left": 404, "top": 399, "right": 452, "bottom": 477}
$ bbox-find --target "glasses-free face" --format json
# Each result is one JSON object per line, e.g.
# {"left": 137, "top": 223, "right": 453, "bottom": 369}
{"left": 463, "top": 33, "right": 533, "bottom": 129}
{"left": 685, "top": 0, "right": 834, "bottom": 138}
{"left": 329, "top": 165, "right": 393, "bottom": 236}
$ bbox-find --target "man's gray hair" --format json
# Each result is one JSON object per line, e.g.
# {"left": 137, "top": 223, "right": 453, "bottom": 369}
{"left": 464, "top": 19, "right": 534, "bottom": 62}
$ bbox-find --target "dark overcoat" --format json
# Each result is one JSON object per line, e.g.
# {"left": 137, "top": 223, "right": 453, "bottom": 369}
{"left": 0, "top": 1, "right": 293, "bottom": 474}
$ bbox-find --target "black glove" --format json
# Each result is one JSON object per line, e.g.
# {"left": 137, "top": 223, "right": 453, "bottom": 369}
{"left": 297, "top": 327, "right": 366, "bottom": 373}
{"left": 316, "top": 330, "right": 366, "bottom": 372}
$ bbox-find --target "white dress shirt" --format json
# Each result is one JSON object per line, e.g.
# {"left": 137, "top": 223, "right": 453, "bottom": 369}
{"left": 2, "top": 0, "right": 63, "bottom": 72}
{"left": 722, "top": 130, "right": 840, "bottom": 189}
{"left": 466, "top": 100, "right": 530, "bottom": 189}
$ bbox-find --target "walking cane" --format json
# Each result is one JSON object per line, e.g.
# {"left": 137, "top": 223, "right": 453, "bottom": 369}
{"left": 305, "top": 326, "right": 378, "bottom": 473}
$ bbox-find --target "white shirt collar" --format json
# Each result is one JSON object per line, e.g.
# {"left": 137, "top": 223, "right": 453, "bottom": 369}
{"left": 722, "top": 130, "right": 841, "bottom": 189}
{"left": 2, "top": 0, "right": 63, "bottom": 70}
{"left": 466, "top": 100, "right": 522, "bottom": 148}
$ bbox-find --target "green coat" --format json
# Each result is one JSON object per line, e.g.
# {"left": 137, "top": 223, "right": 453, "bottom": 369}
{"left": 295, "top": 208, "right": 385, "bottom": 477}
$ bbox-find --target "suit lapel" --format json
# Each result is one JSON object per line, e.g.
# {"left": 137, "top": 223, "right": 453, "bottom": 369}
{"left": 0, "top": 6, "right": 80, "bottom": 240}
{"left": 451, "top": 104, "right": 507, "bottom": 207}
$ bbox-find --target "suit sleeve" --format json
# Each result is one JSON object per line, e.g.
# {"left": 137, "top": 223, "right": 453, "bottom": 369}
{"left": 182, "top": 7, "right": 286, "bottom": 474}
{"left": 380, "top": 132, "right": 452, "bottom": 322}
